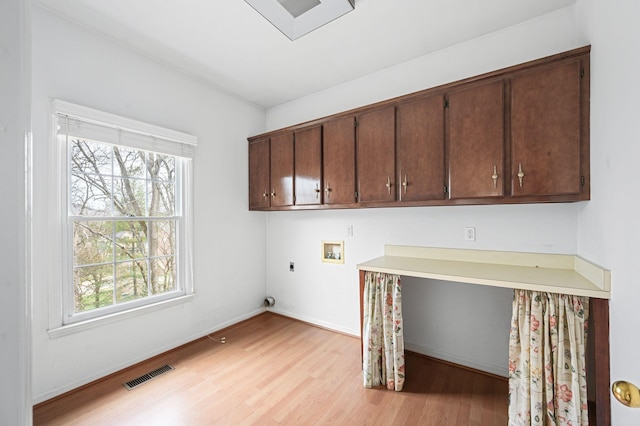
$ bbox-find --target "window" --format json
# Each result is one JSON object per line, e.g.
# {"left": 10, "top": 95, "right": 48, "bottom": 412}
{"left": 53, "top": 100, "right": 196, "bottom": 328}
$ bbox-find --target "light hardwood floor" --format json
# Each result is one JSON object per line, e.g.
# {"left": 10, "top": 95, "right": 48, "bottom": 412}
{"left": 34, "top": 313, "right": 508, "bottom": 425}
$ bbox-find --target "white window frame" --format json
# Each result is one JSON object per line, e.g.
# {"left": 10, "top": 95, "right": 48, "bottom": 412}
{"left": 48, "top": 100, "right": 197, "bottom": 338}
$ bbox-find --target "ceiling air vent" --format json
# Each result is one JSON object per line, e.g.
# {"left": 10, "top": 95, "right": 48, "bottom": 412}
{"left": 245, "top": 0, "right": 355, "bottom": 40}
{"left": 277, "top": 0, "right": 321, "bottom": 18}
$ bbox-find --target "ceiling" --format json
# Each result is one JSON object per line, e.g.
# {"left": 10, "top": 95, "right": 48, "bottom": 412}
{"left": 33, "top": 0, "right": 576, "bottom": 109}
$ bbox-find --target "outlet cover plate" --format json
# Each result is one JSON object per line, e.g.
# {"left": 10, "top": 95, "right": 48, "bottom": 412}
{"left": 465, "top": 227, "right": 476, "bottom": 241}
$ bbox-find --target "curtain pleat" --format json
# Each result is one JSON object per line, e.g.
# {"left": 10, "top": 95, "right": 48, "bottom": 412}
{"left": 508, "top": 290, "right": 589, "bottom": 425}
{"left": 362, "top": 271, "right": 405, "bottom": 391}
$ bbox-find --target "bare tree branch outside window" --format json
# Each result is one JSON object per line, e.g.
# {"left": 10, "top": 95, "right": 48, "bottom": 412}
{"left": 71, "top": 139, "right": 177, "bottom": 312}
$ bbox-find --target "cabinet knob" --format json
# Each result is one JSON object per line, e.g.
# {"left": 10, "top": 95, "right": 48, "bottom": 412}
{"left": 315, "top": 183, "right": 321, "bottom": 199}
{"left": 262, "top": 189, "right": 268, "bottom": 199}
{"left": 491, "top": 166, "right": 499, "bottom": 189}
{"left": 402, "top": 174, "right": 408, "bottom": 194}
{"left": 386, "top": 176, "right": 393, "bottom": 194}
{"left": 517, "top": 163, "right": 525, "bottom": 188}
{"left": 271, "top": 188, "right": 276, "bottom": 198}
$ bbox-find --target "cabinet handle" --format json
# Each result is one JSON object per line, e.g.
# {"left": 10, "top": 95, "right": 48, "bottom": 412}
{"left": 385, "top": 176, "right": 392, "bottom": 194}
{"left": 517, "top": 163, "right": 525, "bottom": 187}
{"left": 324, "top": 183, "right": 331, "bottom": 200}
{"left": 271, "top": 188, "right": 276, "bottom": 198}
{"left": 315, "top": 183, "right": 321, "bottom": 199}
{"left": 491, "top": 166, "right": 499, "bottom": 189}
{"left": 402, "top": 174, "right": 408, "bottom": 194}
{"left": 262, "top": 189, "right": 269, "bottom": 199}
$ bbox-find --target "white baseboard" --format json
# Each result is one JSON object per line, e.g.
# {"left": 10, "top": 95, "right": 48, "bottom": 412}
{"left": 404, "top": 342, "right": 508, "bottom": 378}
{"left": 33, "top": 308, "right": 267, "bottom": 405}
{"left": 267, "top": 308, "right": 360, "bottom": 337}
{"left": 34, "top": 309, "right": 506, "bottom": 405}
{"left": 265, "top": 311, "right": 507, "bottom": 378}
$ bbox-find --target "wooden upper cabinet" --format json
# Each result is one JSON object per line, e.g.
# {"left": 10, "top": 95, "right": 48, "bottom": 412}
{"left": 323, "top": 116, "right": 356, "bottom": 205}
{"left": 247, "top": 47, "right": 589, "bottom": 211}
{"left": 447, "top": 80, "right": 505, "bottom": 199}
{"left": 248, "top": 137, "right": 270, "bottom": 210}
{"left": 357, "top": 106, "right": 396, "bottom": 203}
{"left": 270, "top": 132, "right": 294, "bottom": 207}
{"left": 510, "top": 58, "right": 585, "bottom": 197}
{"left": 396, "top": 94, "right": 446, "bottom": 202}
{"left": 294, "top": 126, "right": 322, "bottom": 206}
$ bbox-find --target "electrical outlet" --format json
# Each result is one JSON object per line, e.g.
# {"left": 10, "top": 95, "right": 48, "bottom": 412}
{"left": 346, "top": 225, "right": 353, "bottom": 237}
{"left": 289, "top": 261, "right": 295, "bottom": 272}
{"left": 465, "top": 227, "right": 476, "bottom": 241}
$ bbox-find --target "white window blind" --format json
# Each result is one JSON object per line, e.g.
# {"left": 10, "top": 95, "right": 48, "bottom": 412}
{"left": 54, "top": 100, "right": 196, "bottom": 158}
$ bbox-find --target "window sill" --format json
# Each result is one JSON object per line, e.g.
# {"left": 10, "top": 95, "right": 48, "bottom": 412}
{"left": 47, "top": 294, "right": 195, "bottom": 339}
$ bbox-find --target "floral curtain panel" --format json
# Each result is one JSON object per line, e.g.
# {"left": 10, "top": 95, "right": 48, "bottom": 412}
{"left": 508, "top": 290, "right": 590, "bottom": 425}
{"left": 362, "top": 271, "right": 405, "bottom": 391}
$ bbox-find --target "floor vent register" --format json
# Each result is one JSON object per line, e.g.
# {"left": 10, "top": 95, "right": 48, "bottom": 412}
{"left": 123, "top": 364, "right": 174, "bottom": 390}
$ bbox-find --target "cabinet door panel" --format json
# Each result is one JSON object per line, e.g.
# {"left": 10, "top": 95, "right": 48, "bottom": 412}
{"left": 397, "top": 95, "right": 445, "bottom": 201}
{"left": 248, "top": 138, "right": 270, "bottom": 210}
{"left": 270, "top": 132, "right": 294, "bottom": 207}
{"left": 448, "top": 81, "right": 504, "bottom": 199}
{"left": 294, "top": 126, "right": 322, "bottom": 205}
{"left": 357, "top": 106, "right": 396, "bottom": 203}
{"left": 323, "top": 117, "right": 356, "bottom": 205}
{"left": 511, "top": 60, "right": 582, "bottom": 197}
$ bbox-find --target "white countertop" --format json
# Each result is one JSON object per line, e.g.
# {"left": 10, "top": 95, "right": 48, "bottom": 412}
{"left": 357, "top": 245, "right": 610, "bottom": 299}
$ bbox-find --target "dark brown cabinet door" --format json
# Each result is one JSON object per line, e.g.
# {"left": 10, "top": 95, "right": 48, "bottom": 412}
{"left": 357, "top": 106, "right": 396, "bottom": 203}
{"left": 397, "top": 95, "right": 446, "bottom": 202}
{"left": 270, "top": 132, "right": 294, "bottom": 207}
{"left": 510, "top": 59, "right": 583, "bottom": 197}
{"left": 447, "top": 80, "right": 504, "bottom": 199}
{"left": 248, "top": 137, "right": 270, "bottom": 210}
{"left": 294, "top": 126, "right": 322, "bottom": 206}
{"left": 323, "top": 116, "right": 356, "bottom": 205}
{"left": 248, "top": 47, "right": 589, "bottom": 211}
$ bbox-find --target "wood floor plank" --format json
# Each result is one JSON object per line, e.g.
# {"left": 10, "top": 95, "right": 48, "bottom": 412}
{"left": 34, "top": 313, "right": 508, "bottom": 425}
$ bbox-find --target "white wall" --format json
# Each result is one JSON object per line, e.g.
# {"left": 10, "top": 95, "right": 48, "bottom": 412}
{"left": 264, "top": 7, "right": 586, "bottom": 377}
{"left": 28, "top": 1, "right": 640, "bottom": 422}
{"left": 31, "top": 6, "right": 267, "bottom": 402}
{"left": 0, "top": 0, "right": 31, "bottom": 423}
{"left": 267, "top": 6, "right": 582, "bottom": 129}
{"left": 266, "top": 205, "right": 576, "bottom": 375}
{"left": 576, "top": 0, "right": 640, "bottom": 424}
